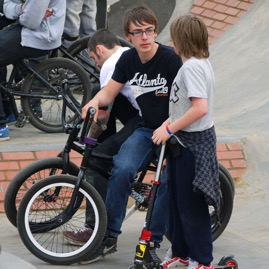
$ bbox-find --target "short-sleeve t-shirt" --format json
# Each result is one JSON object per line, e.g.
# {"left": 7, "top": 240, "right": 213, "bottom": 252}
{"left": 112, "top": 43, "right": 182, "bottom": 129}
{"left": 100, "top": 47, "right": 140, "bottom": 113}
{"left": 169, "top": 57, "right": 215, "bottom": 132}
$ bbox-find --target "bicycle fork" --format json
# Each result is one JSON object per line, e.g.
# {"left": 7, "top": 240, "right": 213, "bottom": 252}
{"left": 130, "top": 144, "right": 166, "bottom": 269}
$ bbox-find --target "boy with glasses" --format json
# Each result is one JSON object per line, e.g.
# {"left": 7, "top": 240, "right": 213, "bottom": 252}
{"left": 81, "top": 5, "right": 183, "bottom": 264}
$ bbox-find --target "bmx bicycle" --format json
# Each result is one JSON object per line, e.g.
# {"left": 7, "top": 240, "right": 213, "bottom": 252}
{"left": 13, "top": 108, "right": 235, "bottom": 265}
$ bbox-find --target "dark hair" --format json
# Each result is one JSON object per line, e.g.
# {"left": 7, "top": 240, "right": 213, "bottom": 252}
{"left": 87, "top": 28, "right": 121, "bottom": 54}
{"left": 123, "top": 5, "right": 158, "bottom": 36}
{"left": 170, "top": 15, "right": 209, "bottom": 59}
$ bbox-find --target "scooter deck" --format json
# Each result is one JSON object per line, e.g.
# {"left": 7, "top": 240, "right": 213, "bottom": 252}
{"left": 129, "top": 255, "right": 238, "bottom": 269}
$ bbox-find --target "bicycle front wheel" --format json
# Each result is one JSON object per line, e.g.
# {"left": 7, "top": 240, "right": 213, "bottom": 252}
{"left": 17, "top": 174, "right": 107, "bottom": 265}
{"left": 4, "top": 157, "right": 79, "bottom": 228}
{"left": 21, "top": 57, "right": 92, "bottom": 133}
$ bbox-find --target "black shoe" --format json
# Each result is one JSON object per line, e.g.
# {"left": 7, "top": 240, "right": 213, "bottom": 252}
{"left": 79, "top": 235, "right": 117, "bottom": 265}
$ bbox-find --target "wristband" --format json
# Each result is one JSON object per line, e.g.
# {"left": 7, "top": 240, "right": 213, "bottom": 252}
{"left": 166, "top": 125, "right": 173, "bottom": 136}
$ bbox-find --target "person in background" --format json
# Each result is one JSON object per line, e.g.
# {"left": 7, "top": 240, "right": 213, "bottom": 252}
{"left": 0, "top": 0, "right": 66, "bottom": 141}
{"left": 63, "top": 0, "right": 97, "bottom": 47}
{"left": 152, "top": 15, "right": 221, "bottom": 269}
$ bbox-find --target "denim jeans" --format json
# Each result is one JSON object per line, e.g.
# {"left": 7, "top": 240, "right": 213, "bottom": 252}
{"left": 105, "top": 127, "right": 169, "bottom": 245}
{"left": 149, "top": 168, "right": 169, "bottom": 245}
{"left": 64, "top": 0, "right": 97, "bottom": 39}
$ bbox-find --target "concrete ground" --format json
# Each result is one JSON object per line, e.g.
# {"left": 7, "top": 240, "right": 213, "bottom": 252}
{"left": 1, "top": 0, "right": 269, "bottom": 268}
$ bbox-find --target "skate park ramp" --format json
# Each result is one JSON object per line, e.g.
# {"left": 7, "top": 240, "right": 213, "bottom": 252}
{"left": 107, "top": 0, "right": 176, "bottom": 37}
{"left": 208, "top": 1, "right": 269, "bottom": 265}
{"left": 209, "top": 0, "right": 269, "bottom": 193}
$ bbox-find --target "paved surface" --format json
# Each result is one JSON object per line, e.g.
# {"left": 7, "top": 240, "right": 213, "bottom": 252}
{"left": 1, "top": 0, "right": 269, "bottom": 268}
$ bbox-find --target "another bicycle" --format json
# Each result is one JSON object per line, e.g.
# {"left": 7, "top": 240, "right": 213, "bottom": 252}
{"left": 14, "top": 108, "right": 235, "bottom": 265}
{"left": 1, "top": 57, "right": 92, "bottom": 133}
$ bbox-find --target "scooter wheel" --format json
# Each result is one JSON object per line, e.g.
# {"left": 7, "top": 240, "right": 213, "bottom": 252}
{"left": 218, "top": 257, "right": 238, "bottom": 269}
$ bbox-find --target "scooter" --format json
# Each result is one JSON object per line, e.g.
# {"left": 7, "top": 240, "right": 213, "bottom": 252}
{"left": 128, "top": 144, "right": 238, "bottom": 269}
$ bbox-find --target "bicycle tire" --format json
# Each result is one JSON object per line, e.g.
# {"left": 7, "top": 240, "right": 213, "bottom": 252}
{"left": 211, "top": 169, "right": 234, "bottom": 241}
{"left": 67, "top": 35, "right": 133, "bottom": 57}
{"left": 17, "top": 174, "right": 107, "bottom": 265}
{"left": 4, "top": 157, "right": 79, "bottom": 228}
{"left": 21, "top": 57, "right": 92, "bottom": 133}
{"left": 218, "top": 162, "right": 235, "bottom": 196}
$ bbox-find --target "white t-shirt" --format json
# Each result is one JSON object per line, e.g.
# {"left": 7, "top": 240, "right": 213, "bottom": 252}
{"left": 169, "top": 57, "right": 214, "bottom": 132}
{"left": 100, "top": 47, "right": 141, "bottom": 114}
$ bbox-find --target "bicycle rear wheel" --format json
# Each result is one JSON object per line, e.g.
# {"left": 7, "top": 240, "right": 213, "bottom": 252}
{"left": 211, "top": 169, "right": 234, "bottom": 241}
{"left": 21, "top": 57, "right": 92, "bottom": 133}
{"left": 4, "top": 157, "right": 79, "bottom": 228}
{"left": 17, "top": 174, "right": 107, "bottom": 265}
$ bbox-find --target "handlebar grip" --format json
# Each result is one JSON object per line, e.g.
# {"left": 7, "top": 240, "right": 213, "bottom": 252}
{"left": 80, "top": 107, "right": 96, "bottom": 141}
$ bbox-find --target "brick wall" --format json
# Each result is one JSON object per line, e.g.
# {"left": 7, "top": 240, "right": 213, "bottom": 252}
{"left": 190, "top": 0, "right": 254, "bottom": 44}
{"left": 0, "top": 142, "right": 245, "bottom": 212}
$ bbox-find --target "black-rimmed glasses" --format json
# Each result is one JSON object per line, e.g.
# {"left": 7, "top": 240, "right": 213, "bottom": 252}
{"left": 128, "top": 28, "right": 155, "bottom": 37}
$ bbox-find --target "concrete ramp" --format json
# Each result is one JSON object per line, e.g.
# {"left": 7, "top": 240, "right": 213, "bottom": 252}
{"left": 107, "top": 0, "right": 176, "bottom": 37}
{"left": 209, "top": 0, "right": 269, "bottom": 190}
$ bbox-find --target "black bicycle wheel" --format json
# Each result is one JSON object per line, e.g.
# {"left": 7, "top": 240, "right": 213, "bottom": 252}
{"left": 21, "top": 57, "right": 92, "bottom": 133}
{"left": 218, "top": 162, "right": 235, "bottom": 196}
{"left": 211, "top": 169, "right": 234, "bottom": 241}
{"left": 4, "top": 157, "right": 79, "bottom": 228}
{"left": 17, "top": 175, "right": 107, "bottom": 265}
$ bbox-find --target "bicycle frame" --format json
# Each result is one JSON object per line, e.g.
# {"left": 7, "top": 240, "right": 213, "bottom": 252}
{"left": 0, "top": 59, "right": 83, "bottom": 128}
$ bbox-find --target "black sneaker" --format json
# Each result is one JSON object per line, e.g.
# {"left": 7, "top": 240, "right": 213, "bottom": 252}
{"left": 79, "top": 235, "right": 117, "bottom": 265}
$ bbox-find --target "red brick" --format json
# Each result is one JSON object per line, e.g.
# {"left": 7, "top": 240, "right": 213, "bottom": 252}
{"left": 238, "top": 2, "right": 251, "bottom": 10}
{"left": 227, "top": 143, "right": 242, "bottom": 151}
{"left": 191, "top": 6, "right": 205, "bottom": 15}
{"left": 231, "top": 159, "right": 247, "bottom": 168}
{"left": 225, "top": 7, "right": 240, "bottom": 16}
{"left": 223, "top": 24, "right": 233, "bottom": 32}
{"left": 216, "top": 143, "right": 228, "bottom": 151}
{"left": 226, "top": 0, "right": 240, "bottom": 7}
{"left": 5, "top": 171, "right": 19, "bottom": 181}
{"left": 229, "top": 168, "right": 246, "bottom": 180}
{"left": 202, "top": 9, "right": 217, "bottom": 18}
{"left": 214, "top": 4, "right": 229, "bottom": 13}
{"left": 194, "top": 0, "right": 206, "bottom": 5}
{"left": 209, "top": 28, "right": 224, "bottom": 38}
{"left": 224, "top": 15, "right": 240, "bottom": 24}
{"left": 0, "top": 161, "right": 20, "bottom": 171}
{"left": 35, "top": 150, "right": 61, "bottom": 159}
{"left": 214, "top": 0, "right": 228, "bottom": 4}
{"left": 213, "top": 13, "right": 228, "bottom": 21}
{"left": 70, "top": 150, "right": 84, "bottom": 158}
{"left": 212, "top": 20, "right": 226, "bottom": 30}
{"left": 2, "top": 151, "right": 35, "bottom": 161}
{"left": 202, "top": 17, "right": 214, "bottom": 27}
{"left": 19, "top": 160, "right": 37, "bottom": 169}
{"left": 0, "top": 202, "right": 4, "bottom": 212}
{"left": 203, "top": 1, "right": 217, "bottom": 9}
{"left": 219, "top": 160, "right": 232, "bottom": 169}
{"left": 217, "top": 150, "right": 244, "bottom": 160}
{"left": 0, "top": 171, "right": 5, "bottom": 180}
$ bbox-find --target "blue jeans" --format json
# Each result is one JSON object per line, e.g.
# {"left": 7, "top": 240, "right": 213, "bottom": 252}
{"left": 64, "top": 0, "right": 97, "bottom": 39}
{"left": 105, "top": 127, "right": 169, "bottom": 245}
